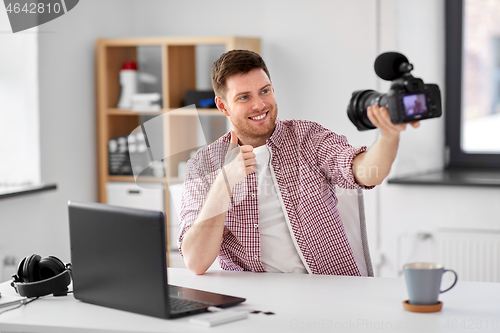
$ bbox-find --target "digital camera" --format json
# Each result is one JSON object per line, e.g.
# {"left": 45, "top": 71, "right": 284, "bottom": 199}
{"left": 347, "top": 52, "right": 442, "bottom": 131}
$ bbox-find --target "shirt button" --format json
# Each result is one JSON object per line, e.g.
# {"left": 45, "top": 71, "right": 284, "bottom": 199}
{"left": 254, "top": 224, "right": 258, "bottom": 228}
{"left": 254, "top": 255, "right": 258, "bottom": 260}
{"left": 251, "top": 193, "right": 256, "bottom": 198}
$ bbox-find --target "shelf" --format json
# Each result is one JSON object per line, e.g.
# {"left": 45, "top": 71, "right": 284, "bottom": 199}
{"left": 0, "top": 183, "right": 57, "bottom": 200}
{"left": 108, "top": 109, "right": 166, "bottom": 116}
{"left": 167, "top": 108, "right": 222, "bottom": 116}
{"left": 108, "top": 175, "right": 184, "bottom": 184}
{"left": 108, "top": 175, "right": 166, "bottom": 183}
{"left": 387, "top": 167, "right": 500, "bottom": 187}
{"left": 96, "top": 36, "right": 261, "bottom": 259}
{"left": 108, "top": 108, "right": 222, "bottom": 116}
{"left": 98, "top": 36, "right": 260, "bottom": 49}
{"left": 167, "top": 177, "right": 184, "bottom": 184}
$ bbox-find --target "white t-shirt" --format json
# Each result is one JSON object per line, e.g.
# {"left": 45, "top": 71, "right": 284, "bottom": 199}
{"left": 253, "top": 145, "right": 307, "bottom": 274}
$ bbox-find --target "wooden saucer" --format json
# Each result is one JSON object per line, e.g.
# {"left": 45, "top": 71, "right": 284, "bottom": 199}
{"left": 403, "top": 300, "right": 443, "bottom": 313}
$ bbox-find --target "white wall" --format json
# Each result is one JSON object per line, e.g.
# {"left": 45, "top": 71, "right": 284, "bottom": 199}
{"left": 127, "top": 0, "right": 379, "bottom": 145}
{"left": 1, "top": 0, "right": 498, "bottom": 279}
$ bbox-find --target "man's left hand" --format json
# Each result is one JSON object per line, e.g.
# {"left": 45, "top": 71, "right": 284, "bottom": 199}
{"left": 367, "top": 105, "right": 420, "bottom": 138}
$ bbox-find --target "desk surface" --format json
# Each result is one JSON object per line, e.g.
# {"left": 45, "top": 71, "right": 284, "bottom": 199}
{"left": 0, "top": 268, "right": 499, "bottom": 333}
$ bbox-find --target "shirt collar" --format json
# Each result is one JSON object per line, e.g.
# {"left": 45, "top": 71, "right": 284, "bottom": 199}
{"left": 220, "top": 130, "right": 232, "bottom": 143}
{"left": 266, "top": 118, "right": 284, "bottom": 149}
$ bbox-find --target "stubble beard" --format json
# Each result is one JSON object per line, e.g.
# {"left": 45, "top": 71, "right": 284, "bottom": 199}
{"left": 234, "top": 103, "right": 278, "bottom": 146}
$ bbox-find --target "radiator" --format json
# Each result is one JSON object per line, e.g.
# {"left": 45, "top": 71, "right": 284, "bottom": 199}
{"left": 434, "top": 230, "right": 500, "bottom": 283}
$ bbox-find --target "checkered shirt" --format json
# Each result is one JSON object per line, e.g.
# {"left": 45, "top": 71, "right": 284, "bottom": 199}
{"left": 179, "top": 119, "right": 373, "bottom": 275}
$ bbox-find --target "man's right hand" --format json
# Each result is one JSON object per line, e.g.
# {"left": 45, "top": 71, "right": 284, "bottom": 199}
{"left": 222, "top": 130, "right": 256, "bottom": 188}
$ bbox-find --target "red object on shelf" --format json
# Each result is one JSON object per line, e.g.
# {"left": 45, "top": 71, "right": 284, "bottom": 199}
{"left": 121, "top": 61, "right": 137, "bottom": 70}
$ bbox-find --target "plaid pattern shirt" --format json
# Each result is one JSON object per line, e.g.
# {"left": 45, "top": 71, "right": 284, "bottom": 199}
{"left": 179, "top": 119, "right": 373, "bottom": 275}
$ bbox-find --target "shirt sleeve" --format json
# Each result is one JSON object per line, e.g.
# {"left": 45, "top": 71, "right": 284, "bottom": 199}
{"left": 177, "top": 140, "right": 231, "bottom": 257}
{"left": 313, "top": 126, "right": 375, "bottom": 190}
{"left": 177, "top": 156, "right": 214, "bottom": 257}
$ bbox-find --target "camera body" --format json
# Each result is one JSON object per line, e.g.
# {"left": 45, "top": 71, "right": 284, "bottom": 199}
{"left": 347, "top": 53, "right": 442, "bottom": 131}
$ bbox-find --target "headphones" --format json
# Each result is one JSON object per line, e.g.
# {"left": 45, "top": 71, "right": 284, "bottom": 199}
{"left": 11, "top": 254, "right": 72, "bottom": 298}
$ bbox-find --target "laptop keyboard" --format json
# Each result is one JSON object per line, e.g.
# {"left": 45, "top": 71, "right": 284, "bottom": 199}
{"left": 169, "top": 296, "right": 213, "bottom": 314}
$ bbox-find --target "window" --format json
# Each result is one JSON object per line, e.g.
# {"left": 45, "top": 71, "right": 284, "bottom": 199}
{"left": 388, "top": 0, "right": 500, "bottom": 186}
{"left": 446, "top": 0, "right": 500, "bottom": 168}
{"left": 0, "top": 13, "right": 40, "bottom": 186}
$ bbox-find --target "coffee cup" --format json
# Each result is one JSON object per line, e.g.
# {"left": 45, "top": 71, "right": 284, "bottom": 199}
{"left": 403, "top": 262, "right": 458, "bottom": 305}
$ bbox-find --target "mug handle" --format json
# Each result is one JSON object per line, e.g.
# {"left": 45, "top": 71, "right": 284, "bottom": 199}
{"left": 440, "top": 269, "right": 458, "bottom": 293}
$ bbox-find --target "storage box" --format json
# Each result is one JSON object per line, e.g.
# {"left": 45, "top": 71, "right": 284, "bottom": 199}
{"left": 106, "top": 182, "right": 164, "bottom": 212}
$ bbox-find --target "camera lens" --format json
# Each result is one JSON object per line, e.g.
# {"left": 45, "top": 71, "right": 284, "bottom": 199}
{"left": 347, "top": 90, "right": 384, "bottom": 131}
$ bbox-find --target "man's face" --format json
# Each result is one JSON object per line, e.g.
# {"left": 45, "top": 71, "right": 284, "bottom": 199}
{"left": 215, "top": 68, "right": 277, "bottom": 145}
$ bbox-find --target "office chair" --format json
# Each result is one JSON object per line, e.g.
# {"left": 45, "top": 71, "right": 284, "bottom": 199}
{"left": 336, "top": 186, "right": 374, "bottom": 277}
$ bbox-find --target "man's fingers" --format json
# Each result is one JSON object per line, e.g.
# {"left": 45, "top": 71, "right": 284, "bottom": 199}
{"left": 242, "top": 151, "right": 256, "bottom": 166}
{"left": 367, "top": 106, "right": 381, "bottom": 128}
{"left": 240, "top": 145, "right": 254, "bottom": 153}
{"left": 229, "top": 130, "right": 239, "bottom": 150}
{"left": 240, "top": 146, "right": 255, "bottom": 172}
{"left": 245, "top": 165, "right": 256, "bottom": 175}
{"left": 377, "top": 107, "right": 402, "bottom": 133}
{"left": 373, "top": 106, "right": 391, "bottom": 127}
{"left": 241, "top": 151, "right": 254, "bottom": 159}
{"left": 369, "top": 105, "right": 415, "bottom": 135}
{"left": 230, "top": 130, "right": 238, "bottom": 144}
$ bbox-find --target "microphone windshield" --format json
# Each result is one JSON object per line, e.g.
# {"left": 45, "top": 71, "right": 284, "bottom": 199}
{"left": 374, "top": 52, "right": 410, "bottom": 81}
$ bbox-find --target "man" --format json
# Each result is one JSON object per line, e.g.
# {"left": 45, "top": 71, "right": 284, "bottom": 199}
{"left": 179, "top": 50, "right": 419, "bottom": 275}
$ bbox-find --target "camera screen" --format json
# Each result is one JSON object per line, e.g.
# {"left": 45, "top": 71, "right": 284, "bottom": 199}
{"left": 403, "top": 93, "right": 428, "bottom": 116}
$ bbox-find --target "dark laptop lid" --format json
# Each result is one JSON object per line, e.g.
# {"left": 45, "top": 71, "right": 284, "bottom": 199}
{"left": 68, "top": 201, "right": 170, "bottom": 318}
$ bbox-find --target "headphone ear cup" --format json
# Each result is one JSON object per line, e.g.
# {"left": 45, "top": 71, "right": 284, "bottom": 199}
{"left": 37, "top": 256, "right": 66, "bottom": 280}
{"left": 15, "top": 256, "right": 27, "bottom": 282}
{"left": 48, "top": 255, "right": 65, "bottom": 268}
{"left": 23, "top": 254, "right": 41, "bottom": 282}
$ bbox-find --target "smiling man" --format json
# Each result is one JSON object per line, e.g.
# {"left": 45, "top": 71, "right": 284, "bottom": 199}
{"left": 179, "top": 50, "right": 418, "bottom": 276}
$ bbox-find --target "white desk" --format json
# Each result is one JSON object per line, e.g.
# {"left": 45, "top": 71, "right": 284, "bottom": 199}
{"left": 0, "top": 268, "right": 499, "bottom": 333}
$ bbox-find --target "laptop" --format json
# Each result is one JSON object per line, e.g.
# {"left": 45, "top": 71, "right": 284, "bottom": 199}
{"left": 67, "top": 201, "right": 245, "bottom": 319}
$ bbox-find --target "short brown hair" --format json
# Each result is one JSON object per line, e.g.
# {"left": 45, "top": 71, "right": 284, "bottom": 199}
{"left": 211, "top": 49, "right": 271, "bottom": 100}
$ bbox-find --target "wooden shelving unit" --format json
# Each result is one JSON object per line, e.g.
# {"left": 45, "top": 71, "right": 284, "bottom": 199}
{"left": 95, "top": 36, "right": 261, "bottom": 258}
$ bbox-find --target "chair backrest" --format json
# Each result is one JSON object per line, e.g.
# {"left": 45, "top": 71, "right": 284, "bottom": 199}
{"left": 335, "top": 187, "right": 374, "bottom": 277}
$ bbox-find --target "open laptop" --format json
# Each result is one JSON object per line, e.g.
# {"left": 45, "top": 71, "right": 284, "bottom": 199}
{"left": 67, "top": 201, "right": 245, "bottom": 319}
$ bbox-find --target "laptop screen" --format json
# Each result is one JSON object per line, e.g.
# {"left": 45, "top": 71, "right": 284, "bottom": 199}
{"left": 68, "top": 201, "right": 170, "bottom": 318}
